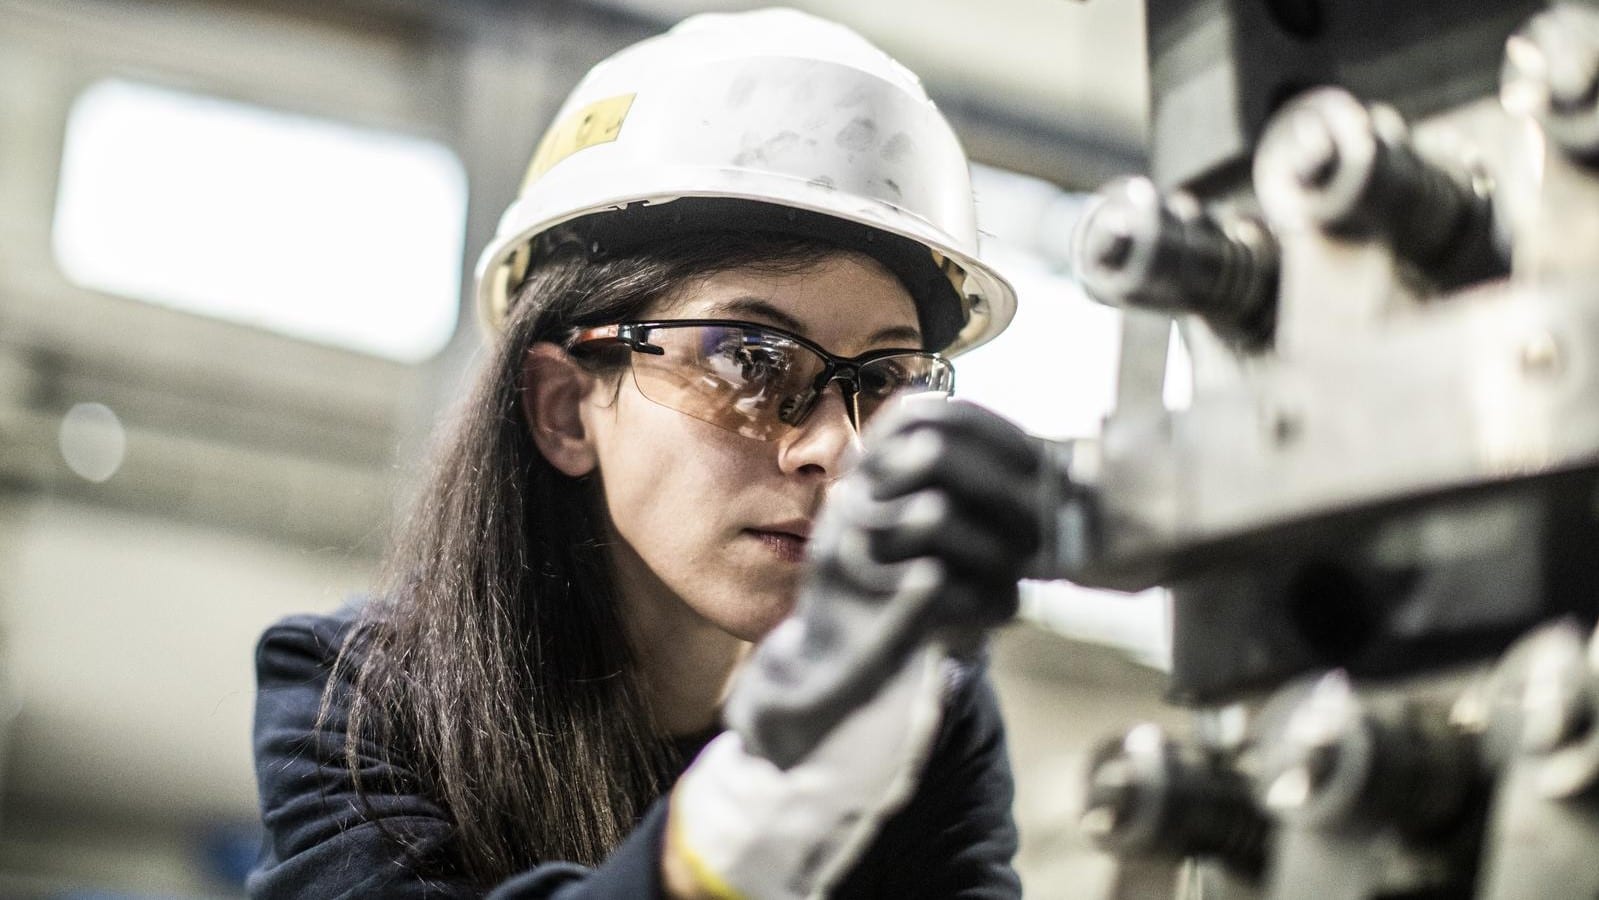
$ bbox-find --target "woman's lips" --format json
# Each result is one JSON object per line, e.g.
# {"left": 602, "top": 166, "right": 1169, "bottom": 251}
{"left": 746, "top": 529, "right": 808, "bottom": 563}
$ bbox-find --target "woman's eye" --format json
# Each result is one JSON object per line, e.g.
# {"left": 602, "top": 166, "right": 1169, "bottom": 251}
{"left": 860, "top": 363, "right": 909, "bottom": 396}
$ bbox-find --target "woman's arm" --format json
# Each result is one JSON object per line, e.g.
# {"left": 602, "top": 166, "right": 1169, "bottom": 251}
{"left": 249, "top": 610, "right": 674, "bottom": 900}
{"left": 250, "top": 610, "right": 480, "bottom": 899}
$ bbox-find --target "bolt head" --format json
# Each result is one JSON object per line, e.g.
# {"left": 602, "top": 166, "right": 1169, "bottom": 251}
{"left": 1287, "top": 108, "right": 1341, "bottom": 189}
{"left": 1534, "top": 8, "right": 1599, "bottom": 112}
{"left": 1085, "top": 208, "right": 1136, "bottom": 271}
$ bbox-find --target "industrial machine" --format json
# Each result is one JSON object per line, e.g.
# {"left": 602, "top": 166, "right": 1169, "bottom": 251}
{"left": 1031, "top": 1, "right": 1599, "bottom": 896}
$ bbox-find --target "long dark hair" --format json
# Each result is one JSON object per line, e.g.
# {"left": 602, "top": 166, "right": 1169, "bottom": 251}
{"left": 327, "top": 230, "right": 843, "bottom": 885}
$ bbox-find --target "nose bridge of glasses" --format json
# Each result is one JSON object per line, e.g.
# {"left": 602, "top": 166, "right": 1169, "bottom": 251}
{"left": 805, "top": 365, "right": 862, "bottom": 431}
{"left": 787, "top": 375, "right": 861, "bottom": 442}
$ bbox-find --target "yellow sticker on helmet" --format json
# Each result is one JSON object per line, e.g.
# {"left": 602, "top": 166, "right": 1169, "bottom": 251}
{"left": 521, "top": 93, "right": 636, "bottom": 192}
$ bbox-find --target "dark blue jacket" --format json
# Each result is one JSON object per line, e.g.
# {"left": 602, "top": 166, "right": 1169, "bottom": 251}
{"left": 248, "top": 603, "right": 1022, "bottom": 898}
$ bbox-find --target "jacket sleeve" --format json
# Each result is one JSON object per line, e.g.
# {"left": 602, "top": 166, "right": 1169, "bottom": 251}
{"left": 246, "top": 609, "right": 671, "bottom": 900}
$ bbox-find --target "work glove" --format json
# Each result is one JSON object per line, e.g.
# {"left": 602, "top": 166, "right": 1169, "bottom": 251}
{"left": 668, "top": 398, "right": 1043, "bottom": 900}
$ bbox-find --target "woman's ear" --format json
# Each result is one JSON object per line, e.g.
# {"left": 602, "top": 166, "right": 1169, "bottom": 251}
{"left": 522, "top": 343, "right": 601, "bottom": 477}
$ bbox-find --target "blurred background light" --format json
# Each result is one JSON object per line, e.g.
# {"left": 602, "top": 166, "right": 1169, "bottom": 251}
{"left": 57, "top": 403, "right": 126, "bottom": 484}
{"left": 51, "top": 79, "right": 468, "bottom": 363}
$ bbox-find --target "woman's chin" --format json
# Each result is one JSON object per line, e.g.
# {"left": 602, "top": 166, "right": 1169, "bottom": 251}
{"left": 719, "top": 591, "right": 797, "bottom": 644}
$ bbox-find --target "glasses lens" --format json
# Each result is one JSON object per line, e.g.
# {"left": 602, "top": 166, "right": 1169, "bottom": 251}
{"left": 628, "top": 324, "right": 827, "bottom": 440}
{"left": 854, "top": 355, "right": 955, "bottom": 423}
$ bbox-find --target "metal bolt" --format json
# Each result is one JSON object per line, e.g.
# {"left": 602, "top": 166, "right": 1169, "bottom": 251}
{"left": 1081, "top": 756, "right": 1135, "bottom": 838}
{"left": 1086, "top": 208, "right": 1137, "bottom": 270}
{"left": 1288, "top": 107, "right": 1341, "bottom": 189}
{"left": 1263, "top": 762, "right": 1314, "bottom": 812}
{"left": 1076, "top": 177, "right": 1277, "bottom": 345}
{"left": 1078, "top": 805, "right": 1118, "bottom": 840}
{"left": 1506, "top": 6, "right": 1599, "bottom": 162}
{"left": 1080, "top": 739, "right": 1152, "bottom": 848}
{"left": 1082, "top": 726, "right": 1269, "bottom": 873}
{"left": 1515, "top": 624, "right": 1593, "bottom": 755}
{"left": 1266, "top": 700, "right": 1344, "bottom": 812}
{"left": 1254, "top": 671, "right": 1371, "bottom": 826}
{"left": 1548, "top": 60, "right": 1599, "bottom": 113}
{"left": 1535, "top": 9, "right": 1599, "bottom": 112}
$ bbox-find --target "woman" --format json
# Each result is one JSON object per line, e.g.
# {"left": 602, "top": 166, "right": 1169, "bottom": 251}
{"left": 249, "top": 9, "right": 1039, "bottom": 898}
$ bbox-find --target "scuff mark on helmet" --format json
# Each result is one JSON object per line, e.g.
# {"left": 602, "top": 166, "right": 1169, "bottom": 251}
{"left": 733, "top": 130, "right": 803, "bottom": 167}
{"left": 881, "top": 133, "right": 915, "bottom": 163}
{"left": 836, "top": 118, "right": 878, "bottom": 152}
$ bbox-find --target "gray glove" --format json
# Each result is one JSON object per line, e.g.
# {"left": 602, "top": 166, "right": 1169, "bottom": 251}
{"left": 725, "top": 397, "right": 1044, "bottom": 769}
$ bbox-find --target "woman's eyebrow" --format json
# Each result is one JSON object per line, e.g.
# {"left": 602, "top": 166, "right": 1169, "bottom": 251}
{"left": 708, "top": 297, "right": 808, "bottom": 333}
{"left": 708, "top": 297, "right": 924, "bottom": 347}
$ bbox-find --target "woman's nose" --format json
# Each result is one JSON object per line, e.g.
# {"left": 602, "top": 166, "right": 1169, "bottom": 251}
{"left": 776, "top": 384, "right": 863, "bottom": 479}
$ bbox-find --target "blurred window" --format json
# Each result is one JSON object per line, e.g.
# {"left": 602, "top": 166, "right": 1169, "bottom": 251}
{"left": 52, "top": 79, "right": 468, "bottom": 363}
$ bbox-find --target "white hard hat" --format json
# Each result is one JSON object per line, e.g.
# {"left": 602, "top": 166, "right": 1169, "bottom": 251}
{"left": 473, "top": 7, "right": 1016, "bottom": 356}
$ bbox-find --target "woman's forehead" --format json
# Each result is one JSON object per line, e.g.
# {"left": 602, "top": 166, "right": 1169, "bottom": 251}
{"left": 652, "top": 252, "right": 922, "bottom": 351}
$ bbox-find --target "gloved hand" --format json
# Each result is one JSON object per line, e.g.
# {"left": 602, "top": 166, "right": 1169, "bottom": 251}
{"left": 666, "top": 398, "right": 1043, "bottom": 900}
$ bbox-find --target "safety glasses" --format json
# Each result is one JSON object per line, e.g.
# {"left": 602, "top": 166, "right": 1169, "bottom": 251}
{"left": 565, "top": 319, "right": 955, "bottom": 440}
